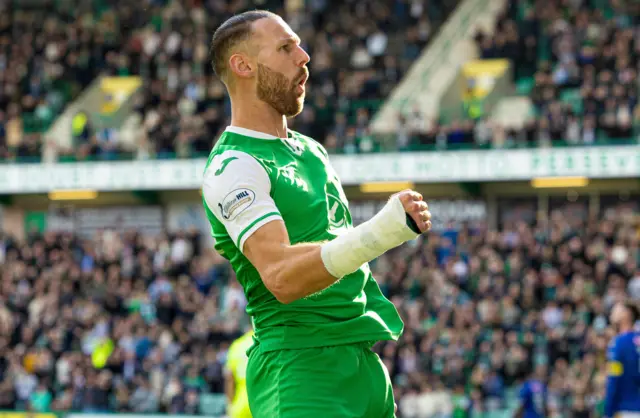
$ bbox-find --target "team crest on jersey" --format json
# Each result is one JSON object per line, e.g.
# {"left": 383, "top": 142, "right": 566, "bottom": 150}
{"left": 325, "top": 183, "right": 349, "bottom": 233}
{"left": 218, "top": 188, "right": 255, "bottom": 220}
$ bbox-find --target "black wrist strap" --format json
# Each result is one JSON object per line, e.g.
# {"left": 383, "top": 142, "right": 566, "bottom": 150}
{"left": 405, "top": 213, "right": 421, "bottom": 234}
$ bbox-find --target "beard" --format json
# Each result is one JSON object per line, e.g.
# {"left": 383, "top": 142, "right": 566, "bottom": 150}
{"left": 256, "top": 63, "right": 306, "bottom": 118}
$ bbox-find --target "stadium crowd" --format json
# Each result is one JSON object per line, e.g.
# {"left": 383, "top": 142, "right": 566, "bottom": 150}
{"left": 0, "top": 202, "right": 638, "bottom": 417}
{"left": 0, "top": 0, "right": 638, "bottom": 160}
{"left": 6, "top": 0, "right": 636, "bottom": 160}
{"left": 468, "top": 0, "right": 640, "bottom": 149}
{"left": 126, "top": 0, "right": 461, "bottom": 159}
{"left": 379, "top": 0, "right": 640, "bottom": 154}
{"left": 0, "top": 0, "right": 177, "bottom": 161}
{"left": 34, "top": 0, "right": 459, "bottom": 160}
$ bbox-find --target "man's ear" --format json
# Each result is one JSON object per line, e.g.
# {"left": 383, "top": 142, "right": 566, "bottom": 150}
{"left": 228, "top": 53, "right": 254, "bottom": 79}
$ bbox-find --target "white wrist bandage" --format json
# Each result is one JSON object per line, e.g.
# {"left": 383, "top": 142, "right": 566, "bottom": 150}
{"left": 320, "top": 195, "right": 420, "bottom": 278}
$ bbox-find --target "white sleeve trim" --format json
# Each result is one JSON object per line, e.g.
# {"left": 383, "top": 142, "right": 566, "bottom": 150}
{"left": 237, "top": 212, "right": 283, "bottom": 253}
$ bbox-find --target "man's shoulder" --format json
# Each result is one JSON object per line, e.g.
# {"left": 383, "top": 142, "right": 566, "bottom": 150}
{"left": 290, "top": 129, "right": 322, "bottom": 146}
{"left": 619, "top": 331, "right": 640, "bottom": 350}
{"left": 614, "top": 331, "right": 635, "bottom": 345}
{"left": 607, "top": 332, "right": 638, "bottom": 360}
{"left": 204, "top": 149, "right": 263, "bottom": 179}
{"left": 211, "top": 131, "right": 253, "bottom": 155}
{"left": 290, "top": 130, "right": 329, "bottom": 157}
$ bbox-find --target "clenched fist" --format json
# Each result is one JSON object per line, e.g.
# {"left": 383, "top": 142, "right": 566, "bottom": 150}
{"left": 394, "top": 189, "right": 432, "bottom": 233}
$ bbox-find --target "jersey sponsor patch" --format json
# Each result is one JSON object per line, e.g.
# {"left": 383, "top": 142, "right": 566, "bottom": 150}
{"left": 219, "top": 188, "right": 255, "bottom": 221}
{"left": 608, "top": 360, "right": 624, "bottom": 376}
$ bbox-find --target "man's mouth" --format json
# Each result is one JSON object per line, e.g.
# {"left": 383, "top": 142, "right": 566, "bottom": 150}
{"left": 297, "top": 71, "right": 308, "bottom": 86}
{"left": 295, "top": 74, "right": 308, "bottom": 96}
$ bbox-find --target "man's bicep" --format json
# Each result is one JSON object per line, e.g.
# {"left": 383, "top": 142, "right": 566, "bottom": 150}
{"left": 242, "top": 218, "right": 291, "bottom": 276}
{"left": 202, "top": 151, "right": 283, "bottom": 252}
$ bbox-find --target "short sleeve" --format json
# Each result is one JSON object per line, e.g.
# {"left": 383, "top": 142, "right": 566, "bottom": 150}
{"left": 202, "top": 150, "right": 283, "bottom": 252}
{"left": 607, "top": 337, "right": 624, "bottom": 376}
{"left": 607, "top": 338, "right": 619, "bottom": 361}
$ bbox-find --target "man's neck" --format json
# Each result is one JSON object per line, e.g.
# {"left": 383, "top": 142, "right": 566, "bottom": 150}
{"left": 619, "top": 324, "right": 633, "bottom": 334}
{"left": 230, "top": 95, "right": 288, "bottom": 138}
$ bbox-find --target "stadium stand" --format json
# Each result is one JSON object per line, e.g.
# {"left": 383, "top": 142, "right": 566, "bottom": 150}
{"left": 472, "top": 0, "right": 640, "bottom": 145}
{"left": 0, "top": 204, "right": 638, "bottom": 416}
{"left": 0, "top": 0, "right": 175, "bottom": 162}
{"left": 43, "top": 0, "right": 463, "bottom": 160}
{"left": 376, "top": 0, "right": 640, "bottom": 153}
{"left": 2, "top": 0, "right": 636, "bottom": 161}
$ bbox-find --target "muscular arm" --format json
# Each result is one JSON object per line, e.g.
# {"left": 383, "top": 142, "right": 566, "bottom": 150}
{"left": 243, "top": 219, "right": 336, "bottom": 304}
{"left": 224, "top": 369, "right": 235, "bottom": 403}
{"left": 203, "top": 151, "right": 430, "bottom": 305}
{"left": 244, "top": 191, "right": 430, "bottom": 304}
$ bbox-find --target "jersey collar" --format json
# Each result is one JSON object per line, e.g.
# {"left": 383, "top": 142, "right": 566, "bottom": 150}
{"left": 226, "top": 126, "right": 290, "bottom": 140}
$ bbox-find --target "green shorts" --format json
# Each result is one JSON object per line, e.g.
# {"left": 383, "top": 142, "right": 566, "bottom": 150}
{"left": 246, "top": 341, "right": 396, "bottom": 418}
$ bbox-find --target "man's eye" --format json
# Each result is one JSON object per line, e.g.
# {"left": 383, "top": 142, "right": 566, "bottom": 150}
{"left": 281, "top": 45, "right": 291, "bottom": 52}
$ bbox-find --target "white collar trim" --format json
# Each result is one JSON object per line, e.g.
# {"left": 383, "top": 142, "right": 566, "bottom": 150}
{"left": 225, "top": 126, "right": 284, "bottom": 140}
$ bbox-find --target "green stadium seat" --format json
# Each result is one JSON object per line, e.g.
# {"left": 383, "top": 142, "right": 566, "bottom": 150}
{"left": 516, "top": 77, "right": 535, "bottom": 96}
{"left": 560, "top": 89, "right": 583, "bottom": 113}
{"left": 22, "top": 113, "right": 43, "bottom": 134}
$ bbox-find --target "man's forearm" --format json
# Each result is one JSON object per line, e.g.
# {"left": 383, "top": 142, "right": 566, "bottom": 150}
{"left": 251, "top": 194, "right": 425, "bottom": 304}
{"left": 266, "top": 214, "right": 419, "bottom": 304}
{"left": 265, "top": 243, "right": 337, "bottom": 304}
{"left": 224, "top": 374, "right": 235, "bottom": 403}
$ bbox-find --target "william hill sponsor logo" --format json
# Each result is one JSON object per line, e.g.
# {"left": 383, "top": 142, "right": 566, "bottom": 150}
{"left": 219, "top": 188, "right": 254, "bottom": 220}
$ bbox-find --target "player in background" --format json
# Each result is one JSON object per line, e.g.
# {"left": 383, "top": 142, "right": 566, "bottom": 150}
{"left": 604, "top": 301, "right": 640, "bottom": 418}
{"left": 515, "top": 365, "right": 548, "bottom": 418}
{"left": 203, "top": 10, "right": 431, "bottom": 418}
{"left": 225, "top": 327, "right": 254, "bottom": 418}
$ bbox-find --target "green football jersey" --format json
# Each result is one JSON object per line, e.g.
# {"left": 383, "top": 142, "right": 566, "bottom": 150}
{"left": 202, "top": 126, "right": 404, "bottom": 352}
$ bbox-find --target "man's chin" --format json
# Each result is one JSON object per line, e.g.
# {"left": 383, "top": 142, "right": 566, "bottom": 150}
{"left": 285, "top": 101, "right": 304, "bottom": 118}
